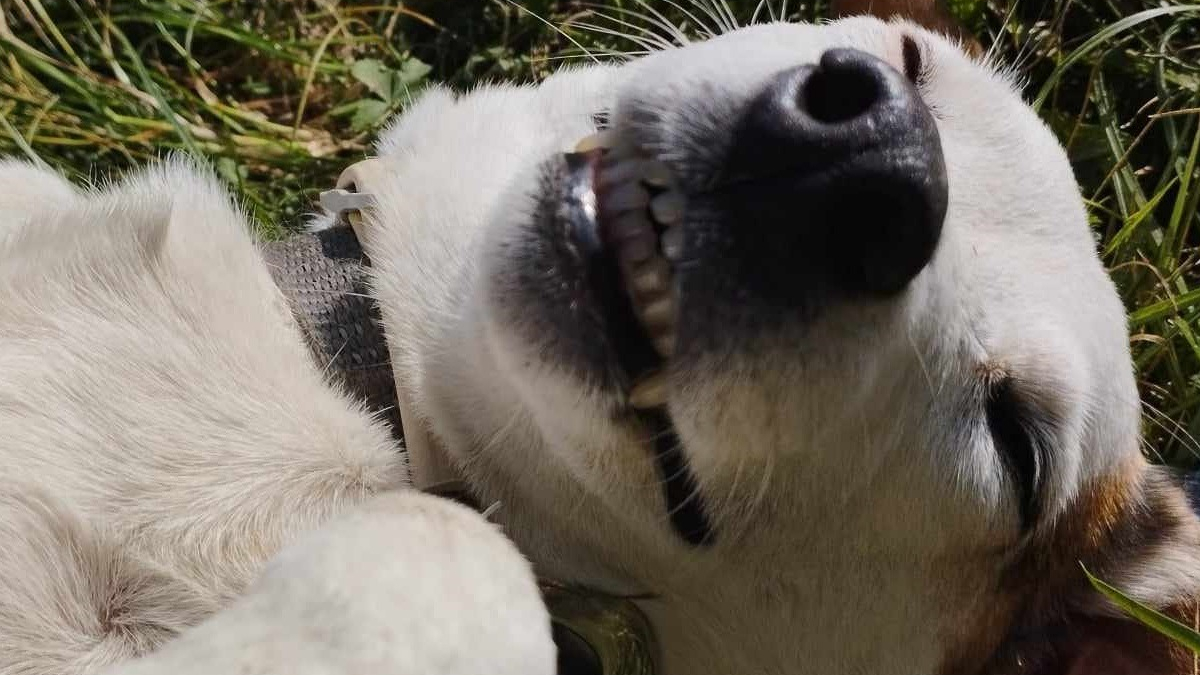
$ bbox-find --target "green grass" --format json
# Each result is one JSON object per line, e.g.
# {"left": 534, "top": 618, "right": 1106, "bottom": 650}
{"left": 1, "top": 0, "right": 1198, "bottom": 465}
{"left": 1086, "top": 564, "right": 1200, "bottom": 655}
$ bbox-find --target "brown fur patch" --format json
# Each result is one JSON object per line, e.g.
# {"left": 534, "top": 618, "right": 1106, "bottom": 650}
{"left": 829, "top": 0, "right": 984, "bottom": 56}
{"left": 937, "top": 461, "right": 1200, "bottom": 674}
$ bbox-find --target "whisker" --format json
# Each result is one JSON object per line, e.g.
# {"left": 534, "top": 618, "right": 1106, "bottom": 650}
{"left": 579, "top": 3, "right": 691, "bottom": 47}
{"left": 725, "top": 440, "right": 750, "bottom": 523}
{"left": 665, "top": 481, "right": 706, "bottom": 518}
{"left": 571, "top": 8, "right": 674, "bottom": 49}
{"left": 750, "top": 0, "right": 773, "bottom": 25}
{"left": 503, "top": 0, "right": 601, "bottom": 64}
{"left": 631, "top": 424, "right": 684, "bottom": 445}
{"left": 1140, "top": 435, "right": 1171, "bottom": 466}
{"left": 320, "top": 339, "right": 349, "bottom": 378}
{"left": 537, "top": 50, "right": 652, "bottom": 64}
{"left": 649, "top": 0, "right": 719, "bottom": 39}
{"left": 711, "top": 0, "right": 742, "bottom": 32}
{"left": 1142, "top": 400, "right": 1200, "bottom": 461}
{"left": 750, "top": 449, "right": 776, "bottom": 525}
{"left": 983, "top": 0, "right": 1025, "bottom": 66}
{"left": 690, "top": 0, "right": 735, "bottom": 35}
{"left": 906, "top": 325, "right": 937, "bottom": 399}
{"left": 571, "top": 20, "right": 677, "bottom": 53}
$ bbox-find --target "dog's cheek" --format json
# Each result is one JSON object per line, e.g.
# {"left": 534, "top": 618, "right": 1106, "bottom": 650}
{"left": 962, "top": 465, "right": 1200, "bottom": 675}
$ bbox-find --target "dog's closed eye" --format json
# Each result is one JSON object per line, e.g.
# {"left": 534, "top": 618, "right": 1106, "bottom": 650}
{"left": 901, "top": 35, "right": 923, "bottom": 85}
{"left": 900, "top": 34, "right": 938, "bottom": 91}
{"left": 985, "top": 374, "right": 1045, "bottom": 531}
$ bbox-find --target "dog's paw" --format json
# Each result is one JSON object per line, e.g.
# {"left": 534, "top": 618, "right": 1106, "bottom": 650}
{"left": 109, "top": 490, "right": 556, "bottom": 675}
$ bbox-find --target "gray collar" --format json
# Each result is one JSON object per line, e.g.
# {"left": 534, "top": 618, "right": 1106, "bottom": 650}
{"left": 261, "top": 225, "right": 403, "bottom": 438}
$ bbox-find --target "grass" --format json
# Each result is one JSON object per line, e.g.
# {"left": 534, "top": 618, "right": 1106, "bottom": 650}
{"left": 1, "top": 0, "right": 1198, "bottom": 465}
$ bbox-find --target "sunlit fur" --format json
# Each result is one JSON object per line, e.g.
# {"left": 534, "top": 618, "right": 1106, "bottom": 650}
{"left": 3, "top": 9, "right": 1199, "bottom": 675}
{"left": 0, "top": 160, "right": 552, "bottom": 675}
{"left": 351, "top": 15, "right": 1200, "bottom": 675}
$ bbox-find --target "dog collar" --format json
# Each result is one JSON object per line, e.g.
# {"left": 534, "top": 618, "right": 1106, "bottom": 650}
{"left": 318, "top": 188, "right": 374, "bottom": 228}
{"left": 314, "top": 159, "right": 462, "bottom": 492}
{"left": 318, "top": 159, "right": 382, "bottom": 233}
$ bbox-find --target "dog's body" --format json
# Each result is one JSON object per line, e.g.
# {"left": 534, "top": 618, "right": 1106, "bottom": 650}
{"left": 3, "top": 3, "right": 1199, "bottom": 675}
{"left": 0, "top": 159, "right": 555, "bottom": 675}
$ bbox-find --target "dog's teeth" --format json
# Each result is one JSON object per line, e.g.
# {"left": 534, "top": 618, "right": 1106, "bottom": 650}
{"left": 628, "top": 257, "right": 671, "bottom": 296}
{"left": 653, "top": 333, "right": 676, "bottom": 357}
{"left": 642, "top": 160, "right": 673, "bottom": 188}
{"left": 650, "top": 191, "right": 685, "bottom": 224}
{"left": 574, "top": 130, "right": 616, "bottom": 153}
{"left": 605, "top": 182, "right": 650, "bottom": 213}
{"left": 660, "top": 227, "right": 684, "bottom": 261}
{"left": 599, "top": 158, "right": 644, "bottom": 186}
{"left": 630, "top": 372, "right": 669, "bottom": 409}
{"left": 619, "top": 231, "right": 657, "bottom": 264}
{"left": 640, "top": 296, "right": 675, "bottom": 329}
{"left": 611, "top": 212, "right": 652, "bottom": 239}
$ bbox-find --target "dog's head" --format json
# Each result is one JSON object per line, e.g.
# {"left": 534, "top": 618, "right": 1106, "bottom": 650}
{"left": 453, "top": 3, "right": 1200, "bottom": 672}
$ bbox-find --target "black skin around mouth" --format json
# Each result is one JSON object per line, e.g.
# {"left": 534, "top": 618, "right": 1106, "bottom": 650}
{"left": 562, "top": 150, "right": 714, "bottom": 548}
{"left": 564, "top": 150, "right": 663, "bottom": 384}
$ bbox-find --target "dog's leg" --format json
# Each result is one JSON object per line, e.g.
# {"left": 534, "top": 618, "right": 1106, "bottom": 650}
{"left": 1, "top": 158, "right": 411, "bottom": 672}
{"left": 99, "top": 491, "right": 556, "bottom": 675}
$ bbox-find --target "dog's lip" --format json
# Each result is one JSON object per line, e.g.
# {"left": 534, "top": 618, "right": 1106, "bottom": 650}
{"left": 574, "top": 133, "right": 689, "bottom": 361}
{"left": 556, "top": 147, "right": 667, "bottom": 390}
{"left": 555, "top": 140, "right": 715, "bottom": 547}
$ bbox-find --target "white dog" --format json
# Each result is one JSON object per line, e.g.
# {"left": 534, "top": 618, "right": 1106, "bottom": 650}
{"left": 2, "top": 0, "right": 1198, "bottom": 673}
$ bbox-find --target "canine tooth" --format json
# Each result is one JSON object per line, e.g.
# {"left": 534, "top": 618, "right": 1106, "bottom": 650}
{"left": 650, "top": 191, "right": 685, "bottom": 224}
{"left": 574, "top": 130, "right": 616, "bottom": 153}
{"left": 630, "top": 372, "right": 669, "bottom": 409}
{"left": 628, "top": 257, "right": 671, "bottom": 296}
{"left": 661, "top": 227, "right": 685, "bottom": 261}
{"left": 642, "top": 160, "right": 673, "bottom": 187}
{"left": 653, "top": 333, "right": 676, "bottom": 357}
{"left": 640, "top": 296, "right": 675, "bottom": 329}
{"left": 605, "top": 182, "right": 651, "bottom": 213}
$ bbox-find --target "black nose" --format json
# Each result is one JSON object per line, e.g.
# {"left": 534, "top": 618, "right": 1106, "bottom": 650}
{"left": 721, "top": 48, "right": 948, "bottom": 297}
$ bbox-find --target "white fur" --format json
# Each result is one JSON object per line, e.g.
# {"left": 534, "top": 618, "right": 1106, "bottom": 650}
{"left": 0, "top": 159, "right": 553, "bottom": 674}
{"left": 0, "top": 14, "right": 1189, "bottom": 675}
{"left": 354, "top": 17, "right": 1162, "bottom": 675}
{"left": 100, "top": 492, "right": 554, "bottom": 675}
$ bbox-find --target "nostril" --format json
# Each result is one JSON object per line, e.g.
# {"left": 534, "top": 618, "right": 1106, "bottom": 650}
{"left": 800, "top": 52, "right": 882, "bottom": 124}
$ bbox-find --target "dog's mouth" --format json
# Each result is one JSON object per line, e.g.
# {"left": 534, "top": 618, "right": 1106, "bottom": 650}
{"left": 559, "top": 133, "right": 682, "bottom": 391}
{"left": 556, "top": 131, "right": 713, "bottom": 547}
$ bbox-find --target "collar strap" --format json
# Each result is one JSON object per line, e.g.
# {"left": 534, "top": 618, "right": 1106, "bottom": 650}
{"left": 311, "top": 159, "right": 460, "bottom": 491}
{"left": 319, "top": 158, "right": 383, "bottom": 234}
